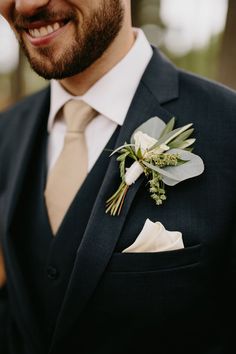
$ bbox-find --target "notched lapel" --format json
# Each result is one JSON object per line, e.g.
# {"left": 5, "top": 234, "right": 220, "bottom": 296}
{"left": 51, "top": 49, "right": 179, "bottom": 351}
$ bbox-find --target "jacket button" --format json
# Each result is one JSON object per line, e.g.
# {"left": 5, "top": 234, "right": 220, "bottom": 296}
{"left": 47, "top": 266, "right": 58, "bottom": 280}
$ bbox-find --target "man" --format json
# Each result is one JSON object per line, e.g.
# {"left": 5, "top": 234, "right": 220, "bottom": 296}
{"left": 0, "top": 0, "right": 235, "bottom": 353}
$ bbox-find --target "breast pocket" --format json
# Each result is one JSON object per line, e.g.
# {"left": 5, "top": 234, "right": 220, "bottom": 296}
{"left": 107, "top": 243, "right": 202, "bottom": 273}
{"left": 94, "top": 243, "right": 205, "bottom": 324}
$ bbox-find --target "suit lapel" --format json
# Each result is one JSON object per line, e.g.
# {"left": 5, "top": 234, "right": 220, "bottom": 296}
{"left": 50, "top": 49, "right": 179, "bottom": 350}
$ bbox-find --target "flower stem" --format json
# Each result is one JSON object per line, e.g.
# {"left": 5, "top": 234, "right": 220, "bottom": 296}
{"left": 105, "top": 182, "right": 129, "bottom": 216}
{"left": 117, "top": 184, "right": 129, "bottom": 215}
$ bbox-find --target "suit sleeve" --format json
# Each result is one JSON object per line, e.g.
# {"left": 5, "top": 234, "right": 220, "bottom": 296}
{"left": 0, "top": 285, "right": 8, "bottom": 353}
{"left": 228, "top": 227, "right": 236, "bottom": 347}
{"left": 231, "top": 229, "right": 236, "bottom": 301}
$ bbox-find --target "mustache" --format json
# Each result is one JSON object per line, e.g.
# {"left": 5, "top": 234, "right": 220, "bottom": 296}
{"left": 13, "top": 9, "right": 77, "bottom": 29}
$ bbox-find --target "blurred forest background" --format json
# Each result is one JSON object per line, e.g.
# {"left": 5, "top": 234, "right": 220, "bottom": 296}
{"left": 0, "top": 0, "right": 236, "bottom": 111}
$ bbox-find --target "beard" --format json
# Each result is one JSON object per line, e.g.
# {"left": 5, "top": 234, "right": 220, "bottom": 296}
{"left": 14, "top": 0, "right": 124, "bottom": 80}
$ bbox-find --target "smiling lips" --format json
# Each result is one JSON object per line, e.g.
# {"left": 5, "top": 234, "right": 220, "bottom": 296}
{"left": 28, "top": 22, "right": 62, "bottom": 38}
{"left": 23, "top": 20, "right": 70, "bottom": 46}
{"left": 27, "top": 21, "right": 66, "bottom": 39}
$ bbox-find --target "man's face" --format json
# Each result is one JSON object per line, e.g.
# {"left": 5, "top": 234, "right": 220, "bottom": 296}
{"left": 0, "top": 0, "right": 125, "bottom": 79}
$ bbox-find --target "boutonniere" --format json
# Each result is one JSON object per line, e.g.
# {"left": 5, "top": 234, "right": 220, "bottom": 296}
{"left": 106, "top": 116, "right": 204, "bottom": 216}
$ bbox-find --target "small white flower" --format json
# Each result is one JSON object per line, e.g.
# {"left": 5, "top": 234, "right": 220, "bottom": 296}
{"left": 134, "top": 131, "right": 157, "bottom": 153}
{"left": 134, "top": 131, "right": 169, "bottom": 157}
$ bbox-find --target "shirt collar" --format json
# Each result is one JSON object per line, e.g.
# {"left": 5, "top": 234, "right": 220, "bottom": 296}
{"left": 48, "top": 28, "right": 153, "bottom": 132}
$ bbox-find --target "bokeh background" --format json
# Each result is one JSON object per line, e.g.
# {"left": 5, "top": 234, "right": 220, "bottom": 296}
{"left": 0, "top": 0, "right": 235, "bottom": 111}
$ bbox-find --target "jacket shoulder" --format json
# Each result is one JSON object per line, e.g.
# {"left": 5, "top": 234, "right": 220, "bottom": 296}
{"left": 0, "top": 86, "right": 50, "bottom": 142}
{"left": 0, "top": 86, "right": 50, "bottom": 122}
{"left": 178, "top": 69, "right": 236, "bottom": 109}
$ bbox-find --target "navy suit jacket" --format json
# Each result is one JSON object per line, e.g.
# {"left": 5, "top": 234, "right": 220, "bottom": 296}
{"left": 0, "top": 48, "right": 236, "bottom": 354}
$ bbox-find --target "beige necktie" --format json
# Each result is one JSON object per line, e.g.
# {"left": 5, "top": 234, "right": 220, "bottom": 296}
{"left": 45, "top": 100, "right": 96, "bottom": 235}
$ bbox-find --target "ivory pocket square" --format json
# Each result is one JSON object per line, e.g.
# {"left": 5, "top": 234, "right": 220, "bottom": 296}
{"left": 122, "top": 219, "right": 184, "bottom": 253}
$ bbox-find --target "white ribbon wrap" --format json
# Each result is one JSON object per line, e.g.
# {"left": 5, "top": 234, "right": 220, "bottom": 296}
{"left": 124, "top": 161, "right": 144, "bottom": 186}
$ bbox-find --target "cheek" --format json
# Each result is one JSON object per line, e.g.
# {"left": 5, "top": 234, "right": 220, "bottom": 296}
{"left": 68, "top": 0, "right": 99, "bottom": 13}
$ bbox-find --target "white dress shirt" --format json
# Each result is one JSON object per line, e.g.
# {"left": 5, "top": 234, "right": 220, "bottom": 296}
{"left": 47, "top": 29, "right": 153, "bottom": 173}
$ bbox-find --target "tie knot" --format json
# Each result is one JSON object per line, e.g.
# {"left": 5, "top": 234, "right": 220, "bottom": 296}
{"left": 63, "top": 100, "right": 96, "bottom": 133}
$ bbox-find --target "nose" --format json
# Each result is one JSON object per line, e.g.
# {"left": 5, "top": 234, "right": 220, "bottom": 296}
{"left": 15, "top": 0, "right": 50, "bottom": 16}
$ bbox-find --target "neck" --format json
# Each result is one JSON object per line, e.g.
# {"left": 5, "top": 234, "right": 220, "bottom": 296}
{"left": 59, "top": 26, "right": 135, "bottom": 96}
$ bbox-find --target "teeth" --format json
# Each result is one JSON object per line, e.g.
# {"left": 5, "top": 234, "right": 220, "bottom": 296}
{"left": 40, "top": 27, "right": 48, "bottom": 36}
{"left": 47, "top": 25, "right": 54, "bottom": 34}
{"left": 53, "top": 23, "right": 60, "bottom": 31}
{"left": 28, "top": 22, "right": 63, "bottom": 38}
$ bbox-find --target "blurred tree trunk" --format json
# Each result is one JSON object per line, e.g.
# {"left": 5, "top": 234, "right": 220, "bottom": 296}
{"left": 218, "top": 0, "right": 236, "bottom": 90}
{"left": 131, "top": 0, "right": 162, "bottom": 27}
{"left": 11, "top": 48, "right": 25, "bottom": 103}
{"left": 131, "top": 0, "right": 164, "bottom": 47}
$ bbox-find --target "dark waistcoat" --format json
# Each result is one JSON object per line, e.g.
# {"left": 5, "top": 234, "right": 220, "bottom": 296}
{"left": 10, "top": 122, "right": 119, "bottom": 351}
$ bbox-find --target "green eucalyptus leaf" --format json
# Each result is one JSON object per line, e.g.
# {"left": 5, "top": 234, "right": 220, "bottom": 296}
{"left": 169, "top": 138, "right": 196, "bottom": 150}
{"left": 161, "top": 149, "right": 204, "bottom": 186}
{"left": 178, "top": 139, "right": 196, "bottom": 150}
{"left": 159, "top": 117, "right": 175, "bottom": 138}
{"left": 148, "top": 123, "right": 193, "bottom": 151}
{"left": 168, "top": 141, "right": 187, "bottom": 149}
{"left": 143, "top": 149, "right": 204, "bottom": 186}
{"left": 171, "top": 128, "right": 194, "bottom": 144}
{"left": 110, "top": 144, "right": 135, "bottom": 156}
{"left": 143, "top": 161, "right": 181, "bottom": 181}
